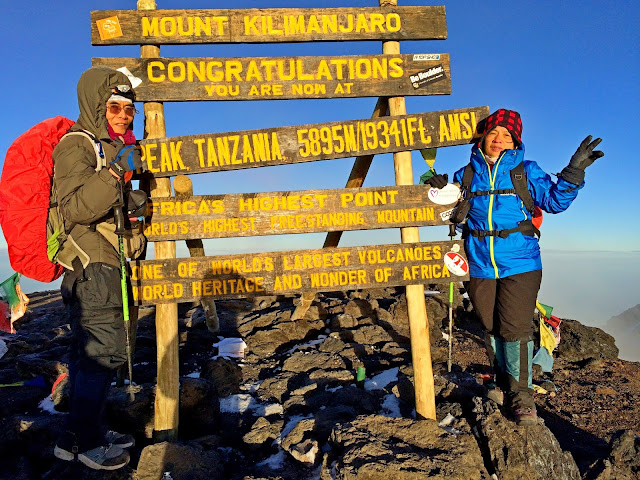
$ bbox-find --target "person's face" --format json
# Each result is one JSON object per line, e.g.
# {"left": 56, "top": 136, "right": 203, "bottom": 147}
{"left": 105, "top": 100, "right": 135, "bottom": 135}
{"left": 483, "top": 125, "right": 515, "bottom": 157}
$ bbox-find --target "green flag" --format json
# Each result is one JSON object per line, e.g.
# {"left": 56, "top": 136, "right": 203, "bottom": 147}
{"left": 536, "top": 301, "right": 553, "bottom": 318}
{"left": 0, "top": 273, "right": 29, "bottom": 333}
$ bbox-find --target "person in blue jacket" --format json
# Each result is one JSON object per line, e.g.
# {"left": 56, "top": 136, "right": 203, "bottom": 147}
{"left": 424, "top": 109, "right": 603, "bottom": 425}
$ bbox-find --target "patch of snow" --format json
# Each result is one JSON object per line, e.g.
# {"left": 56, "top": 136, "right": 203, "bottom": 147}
{"left": 438, "top": 413, "right": 456, "bottom": 427}
{"left": 256, "top": 449, "right": 286, "bottom": 469}
{"left": 38, "top": 396, "right": 62, "bottom": 414}
{"left": 330, "top": 459, "right": 338, "bottom": 480}
{"left": 220, "top": 394, "right": 255, "bottom": 414}
{"left": 257, "top": 403, "right": 284, "bottom": 416}
{"left": 280, "top": 414, "right": 314, "bottom": 440}
{"left": 324, "top": 385, "right": 343, "bottom": 393}
{"left": 380, "top": 394, "right": 402, "bottom": 417}
{"left": 287, "top": 335, "right": 327, "bottom": 354}
{"left": 240, "top": 380, "right": 262, "bottom": 393}
{"left": 219, "top": 394, "right": 283, "bottom": 416}
{"left": 442, "top": 332, "right": 450, "bottom": 340}
{"left": 364, "top": 367, "right": 399, "bottom": 391}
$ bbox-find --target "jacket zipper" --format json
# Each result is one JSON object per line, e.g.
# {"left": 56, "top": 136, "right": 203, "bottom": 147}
{"left": 479, "top": 150, "right": 505, "bottom": 279}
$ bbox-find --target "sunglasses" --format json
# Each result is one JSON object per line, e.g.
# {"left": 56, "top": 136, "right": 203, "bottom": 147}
{"left": 106, "top": 104, "right": 138, "bottom": 116}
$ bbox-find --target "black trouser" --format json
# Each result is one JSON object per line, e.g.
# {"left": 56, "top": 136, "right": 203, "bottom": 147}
{"left": 61, "top": 261, "right": 127, "bottom": 451}
{"left": 467, "top": 270, "right": 542, "bottom": 410}
{"left": 466, "top": 270, "right": 541, "bottom": 342}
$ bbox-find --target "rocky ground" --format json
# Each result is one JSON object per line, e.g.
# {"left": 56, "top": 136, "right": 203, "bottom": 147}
{"left": 0, "top": 285, "right": 638, "bottom": 480}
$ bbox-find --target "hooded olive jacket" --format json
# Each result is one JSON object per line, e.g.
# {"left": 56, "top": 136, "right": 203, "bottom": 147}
{"left": 52, "top": 67, "right": 145, "bottom": 270}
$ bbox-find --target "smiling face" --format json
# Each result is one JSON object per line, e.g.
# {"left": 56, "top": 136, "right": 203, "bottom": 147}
{"left": 482, "top": 125, "right": 515, "bottom": 158}
{"left": 105, "top": 100, "right": 135, "bottom": 135}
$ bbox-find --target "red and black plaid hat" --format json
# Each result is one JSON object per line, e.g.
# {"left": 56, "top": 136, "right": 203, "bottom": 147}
{"left": 483, "top": 109, "right": 523, "bottom": 146}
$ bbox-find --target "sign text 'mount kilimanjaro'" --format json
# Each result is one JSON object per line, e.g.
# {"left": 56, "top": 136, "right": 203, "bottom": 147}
{"left": 145, "top": 184, "right": 463, "bottom": 241}
{"left": 91, "top": 7, "right": 446, "bottom": 44}
{"left": 137, "top": 106, "right": 489, "bottom": 177}
{"left": 131, "top": 241, "right": 470, "bottom": 305}
{"left": 92, "top": 54, "right": 451, "bottom": 101}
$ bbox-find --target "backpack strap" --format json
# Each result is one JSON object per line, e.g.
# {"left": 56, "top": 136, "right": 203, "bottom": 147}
{"left": 458, "top": 161, "right": 540, "bottom": 238}
{"left": 59, "top": 130, "right": 107, "bottom": 172}
{"left": 463, "top": 162, "right": 535, "bottom": 212}
{"left": 510, "top": 162, "right": 535, "bottom": 213}
{"left": 461, "top": 163, "right": 474, "bottom": 196}
{"left": 468, "top": 219, "right": 540, "bottom": 239}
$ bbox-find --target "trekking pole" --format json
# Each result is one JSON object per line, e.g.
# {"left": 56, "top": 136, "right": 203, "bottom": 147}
{"left": 447, "top": 223, "right": 456, "bottom": 373}
{"left": 419, "top": 148, "right": 456, "bottom": 372}
{"left": 113, "top": 181, "right": 135, "bottom": 401}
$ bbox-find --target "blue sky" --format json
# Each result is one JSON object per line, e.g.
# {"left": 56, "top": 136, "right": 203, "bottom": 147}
{"left": 1, "top": 1, "right": 639, "bottom": 327}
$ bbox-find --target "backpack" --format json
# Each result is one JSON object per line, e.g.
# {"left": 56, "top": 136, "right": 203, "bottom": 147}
{"left": 453, "top": 161, "right": 542, "bottom": 238}
{"left": 0, "top": 116, "right": 105, "bottom": 282}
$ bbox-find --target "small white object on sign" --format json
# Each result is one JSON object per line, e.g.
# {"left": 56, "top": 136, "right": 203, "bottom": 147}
{"left": 427, "top": 184, "right": 461, "bottom": 205}
{"left": 117, "top": 66, "right": 143, "bottom": 89}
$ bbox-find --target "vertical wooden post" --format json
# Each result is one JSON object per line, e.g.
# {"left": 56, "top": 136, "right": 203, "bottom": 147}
{"left": 137, "top": 0, "right": 179, "bottom": 442}
{"left": 173, "top": 175, "right": 219, "bottom": 332}
{"left": 382, "top": 0, "right": 436, "bottom": 421}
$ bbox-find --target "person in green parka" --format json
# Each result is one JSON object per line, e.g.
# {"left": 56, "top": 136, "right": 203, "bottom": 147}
{"left": 52, "top": 67, "right": 147, "bottom": 470}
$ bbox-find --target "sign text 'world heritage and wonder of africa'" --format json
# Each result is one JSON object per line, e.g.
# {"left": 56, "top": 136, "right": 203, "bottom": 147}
{"left": 131, "top": 241, "right": 470, "bottom": 305}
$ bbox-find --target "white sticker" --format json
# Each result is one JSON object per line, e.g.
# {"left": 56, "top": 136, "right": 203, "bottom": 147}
{"left": 444, "top": 250, "right": 469, "bottom": 276}
{"left": 440, "top": 208, "right": 454, "bottom": 221}
{"left": 413, "top": 54, "right": 441, "bottom": 61}
{"left": 427, "top": 184, "right": 461, "bottom": 205}
{"left": 117, "top": 66, "right": 143, "bottom": 89}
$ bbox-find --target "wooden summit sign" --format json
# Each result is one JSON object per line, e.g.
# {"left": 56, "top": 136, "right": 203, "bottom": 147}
{"left": 144, "top": 184, "right": 463, "bottom": 242}
{"left": 91, "top": 7, "right": 446, "bottom": 45}
{"left": 131, "top": 240, "right": 470, "bottom": 305}
{"left": 137, "top": 106, "right": 488, "bottom": 177}
{"left": 92, "top": 54, "right": 451, "bottom": 101}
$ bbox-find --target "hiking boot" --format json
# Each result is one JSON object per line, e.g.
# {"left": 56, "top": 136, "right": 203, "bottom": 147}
{"left": 514, "top": 407, "right": 538, "bottom": 426}
{"left": 54, "top": 443, "right": 130, "bottom": 470}
{"left": 105, "top": 430, "right": 135, "bottom": 448}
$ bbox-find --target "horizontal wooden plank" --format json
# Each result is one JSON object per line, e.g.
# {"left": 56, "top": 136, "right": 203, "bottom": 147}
{"left": 131, "top": 241, "right": 469, "bottom": 305}
{"left": 144, "top": 184, "right": 462, "bottom": 241}
{"left": 91, "top": 7, "right": 446, "bottom": 45}
{"left": 92, "top": 54, "right": 451, "bottom": 101}
{"left": 138, "top": 106, "right": 489, "bottom": 177}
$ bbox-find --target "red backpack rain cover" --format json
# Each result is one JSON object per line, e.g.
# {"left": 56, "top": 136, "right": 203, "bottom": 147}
{"left": 0, "top": 116, "right": 74, "bottom": 282}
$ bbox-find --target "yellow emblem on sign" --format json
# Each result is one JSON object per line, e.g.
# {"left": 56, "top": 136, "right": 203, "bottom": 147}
{"left": 97, "top": 16, "right": 123, "bottom": 40}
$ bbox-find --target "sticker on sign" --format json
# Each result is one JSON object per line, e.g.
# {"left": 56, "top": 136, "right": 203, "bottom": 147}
{"left": 427, "top": 184, "right": 461, "bottom": 205}
{"left": 413, "top": 54, "right": 441, "bottom": 61}
{"left": 440, "top": 208, "right": 454, "bottom": 222}
{"left": 410, "top": 65, "right": 447, "bottom": 89}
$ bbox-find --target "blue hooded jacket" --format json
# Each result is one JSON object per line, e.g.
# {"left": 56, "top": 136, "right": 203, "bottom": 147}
{"left": 453, "top": 143, "right": 583, "bottom": 279}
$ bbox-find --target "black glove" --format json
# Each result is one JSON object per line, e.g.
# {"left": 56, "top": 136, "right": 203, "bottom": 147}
{"left": 109, "top": 145, "right": 146, "bottom": 178}
{"left": 560, "top": 135, "right": 604, "bottom": 185}
{"left": 424, "top": 173, "right": 448, "bottom": 189}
